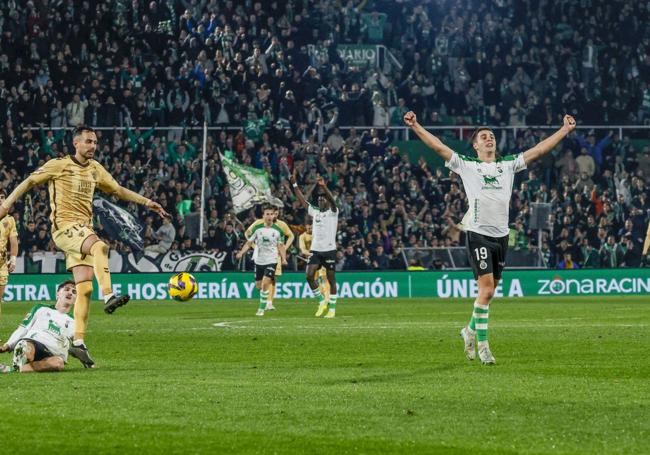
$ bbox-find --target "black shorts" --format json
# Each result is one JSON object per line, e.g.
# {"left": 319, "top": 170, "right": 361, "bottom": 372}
{"left": 255, "top": 263, "right": 277, "bottom": 281}
{"left": 308, "top": 250, "right": 337, "bottom": 271}
{"left": 466, "top": 231, "right": 509, "bottom": 280}
{"left": 21, "top": 339, "right": 54, "bottom": 361}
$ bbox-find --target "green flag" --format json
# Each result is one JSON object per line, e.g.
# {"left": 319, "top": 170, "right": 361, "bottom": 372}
{"left": 220, "top": 153, "right": 283, "bottom": 213}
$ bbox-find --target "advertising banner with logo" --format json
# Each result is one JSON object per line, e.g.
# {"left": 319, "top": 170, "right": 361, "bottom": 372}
{"left": 2, "top": 269, "right": 648, "bottom": 302}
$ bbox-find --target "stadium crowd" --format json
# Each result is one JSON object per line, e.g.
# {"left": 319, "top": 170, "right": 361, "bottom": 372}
{"left": 0, "top": 0, "right": 648, "bottom": 269}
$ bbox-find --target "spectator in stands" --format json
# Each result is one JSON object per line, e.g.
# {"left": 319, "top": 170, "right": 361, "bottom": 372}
{"left": 575, "top": 148, "right": 596, "bottom": 178}
{"left": 600, "top": 235, "right": 625, "bottom": 268}
{"left": 558, "top": 252, "right": 580, "bottom": 269}
{"left": 145, "top": 217, "right": 176, "bottom": 254}
{"left": 372, "top": 245, "right": 390, "bottom": 270}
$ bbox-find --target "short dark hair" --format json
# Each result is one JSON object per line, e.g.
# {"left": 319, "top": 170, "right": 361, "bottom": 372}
{"left": 73, "top": 125, "right": 96, "bottom": 138}
{"left": 470, "top": 127, "right": 494, "bottom": 144}
{"left": 262, "top": 203, "right": 276, "bottom": 212}
{"left": 0, "top": 189, "right": 6, "bottom": 197}
{"left": 57, "top": 280, "right": 76, "bottom": 292}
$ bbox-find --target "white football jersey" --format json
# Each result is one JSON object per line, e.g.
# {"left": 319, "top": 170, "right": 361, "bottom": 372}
{"left": 445, "top": 152, "right": 527, "bottom": 237}
{"left": 6, "top": 304, "right": 74, "bottom": 361}
{"left": 248, "top": 224, "right": 285, "bottom": 265}
{"left": 308, "top": 204, "right": 339, "bottom": 251}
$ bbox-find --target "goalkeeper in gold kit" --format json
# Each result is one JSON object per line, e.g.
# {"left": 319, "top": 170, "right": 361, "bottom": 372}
{"left": 0, "top": 126, "right": 169, "bottom": 367}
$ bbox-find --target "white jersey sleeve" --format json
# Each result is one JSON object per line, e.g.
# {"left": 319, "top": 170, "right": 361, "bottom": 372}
{"left": 444, "top": 152, "right": 466, "bottom": 173}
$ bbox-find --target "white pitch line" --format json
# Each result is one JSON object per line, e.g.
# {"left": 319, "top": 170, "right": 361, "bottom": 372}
{"left": 208, "top": 321, "right": 648, "bottom": 331}
{"left": 212, "top": 320, "right": 249, "bottom": 328}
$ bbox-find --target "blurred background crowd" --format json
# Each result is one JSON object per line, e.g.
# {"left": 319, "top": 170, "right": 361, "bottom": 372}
{"left": 0, "top": 0, "right": 648, "bottom": 270}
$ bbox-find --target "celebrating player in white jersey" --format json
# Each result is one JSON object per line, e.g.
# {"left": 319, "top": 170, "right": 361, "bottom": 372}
{"left": 0, "top": 280, "right": 77, "bottom": 373}
{"left": 404, "top": 111, "right": 576, "bottom": 364}
{"left": 236, "top": 205, "right": 287, "bottom": 316}
{"left": 290, "top": 174, "right": 340, "bottom": 318}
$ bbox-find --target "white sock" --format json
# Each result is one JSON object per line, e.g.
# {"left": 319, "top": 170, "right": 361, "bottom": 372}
{"left": 103, "top": 293, "right": 114, "bottom": 303}
{"left": 73, "top": 339, "right": 85, "bottom": 347}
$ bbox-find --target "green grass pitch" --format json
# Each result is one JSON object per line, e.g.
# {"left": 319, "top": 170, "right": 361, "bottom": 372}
{"left": 1, "top": 296, "right": 648, "bottom": 454}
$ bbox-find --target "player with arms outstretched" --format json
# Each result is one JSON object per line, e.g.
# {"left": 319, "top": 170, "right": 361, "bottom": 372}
{"left": 236, "top": 205, "right": 288, "bottom": 316}
{"left": 244, "top": 205, "right": 294, "bottom": 310}
{"left": 404, "top": 111, "right": 576, "bottom": 364}
{"left": 0, "top": 280, "right": 77, "bottom": 373}
{"left": 0, "top": 126, "right": 169, "bottom": 367}
{"left": 0, "top": 190, "right": 18, "bottom": 317}
{"left": 290, "top": 174, "right": 339, "bottom": 318}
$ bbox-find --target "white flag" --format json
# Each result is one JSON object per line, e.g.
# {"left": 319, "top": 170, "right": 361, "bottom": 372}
{"left": 220, "top": 153, "right": 283, "bottom": 213}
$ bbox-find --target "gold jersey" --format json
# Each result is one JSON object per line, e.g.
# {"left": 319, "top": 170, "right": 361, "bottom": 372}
{"left": 0, "top": 215, "right": 17, "bottom": 262}
{"left": 27, "top": 156, "right": 120, "bottom": 231}
{"left": 299, "top": 232, "right": 313, "bottom": 255}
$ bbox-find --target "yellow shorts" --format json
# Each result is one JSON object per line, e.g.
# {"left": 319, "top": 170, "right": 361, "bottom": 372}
{"left": 317, "top": 267, "right": 327, "bottom": 279}
{"left": 275, "top": 261, "right": 283, "bottom": 277}
{"left": 53, "top": 223, "right": 96, "bottom": 271}
{"left": 0, "top": 264, "right": 7, "bottom": 286}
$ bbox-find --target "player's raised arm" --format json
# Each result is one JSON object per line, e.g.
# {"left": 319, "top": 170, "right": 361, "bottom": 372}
{"left": 403, "top": 111, "right": 454, "bottom": 162}
{"left": 316, "top": 176, "right": 338, "bottom": 211}
{"left": 290, "top": 173, "right": 309, "bottom": 209}
{"left": 523, "top": 115, "right": 576, "bottom": 165}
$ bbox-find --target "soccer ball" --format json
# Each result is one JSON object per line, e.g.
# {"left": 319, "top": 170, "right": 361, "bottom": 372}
{"left": 168, "top": 272, "right": 198, "bottom": 301}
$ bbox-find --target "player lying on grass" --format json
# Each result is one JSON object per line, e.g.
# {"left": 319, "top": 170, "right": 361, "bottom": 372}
{"left": 404, "top": 111, "right": 576, "bottom": 364}
{"left": 236, "top": 205, "right": 288, "bottom": 316}
{"left": 0, "top": 280, "right": 77, "bottom": 373}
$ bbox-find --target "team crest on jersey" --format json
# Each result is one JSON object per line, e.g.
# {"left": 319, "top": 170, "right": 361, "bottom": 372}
{"left": 479, "top": 260, "right": 488, "bottom": 270}
{"left": 482, "top": 175, "right": 502, "bottom": 189}
{"left": 92, "top": 171, "right": 98, "bottom": 180}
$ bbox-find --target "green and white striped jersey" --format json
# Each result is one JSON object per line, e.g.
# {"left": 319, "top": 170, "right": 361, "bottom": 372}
{"left": 445, "top": 152, "right": 527, "bottom": 237}
{"left": 6, "top": 304, "right": 74, "bottom": 361}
